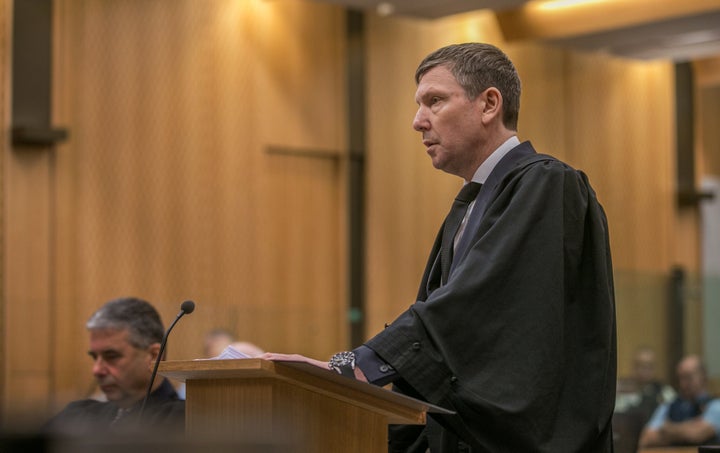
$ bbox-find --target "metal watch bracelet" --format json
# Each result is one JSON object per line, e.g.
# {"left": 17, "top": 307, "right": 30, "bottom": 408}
{"left": 328, "top": 351, "right": 356, "bottom": 379}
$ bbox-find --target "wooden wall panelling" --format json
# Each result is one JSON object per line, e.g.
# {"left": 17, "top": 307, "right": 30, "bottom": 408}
{"left": 35, "top": 0, "right": 349, "bottom": 414}
{"left": 563, "top": 53, "right": 676, "bottom": 271}
{"left": 251, "top": 0, "right": 348, "bottom": 358}
{"left": 0, "top": 0, "right": 8, "bottom": 427}
{"left": 51, "top": 0, "right": 90, "bottom": 410}
{"left": 697, "top": 82, "right": 720, "bottom": 176}
{"left": 559, "top": 51, "right": 677, "bottom": 378}
{"left": 365, "top": 14, "right": 439, "bottom": 338}
{"left": 2, "top": 150, "right": 53, "bottom": 428}
{"left": 509, "top": 43, "right": 567, "bottom": 156}
{"left": 2, "top": 0, "right": 56, "bottom": 428}
{"left": 695, "top": 56, "right": 720, "bottom": 89}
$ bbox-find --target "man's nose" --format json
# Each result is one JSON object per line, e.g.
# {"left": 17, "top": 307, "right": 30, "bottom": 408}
{"left": 92, "top": 358, "right": 107, "bottom": 376}
{"left": 413, "top": 107, "right": 429, "bottom": 131}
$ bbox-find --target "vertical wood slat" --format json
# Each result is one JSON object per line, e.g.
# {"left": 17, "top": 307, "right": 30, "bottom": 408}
{"left": 0, "top": 0, "right": 8, "bottom": 428}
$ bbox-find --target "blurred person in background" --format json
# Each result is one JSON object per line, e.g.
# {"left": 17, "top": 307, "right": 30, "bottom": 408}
{"left": 616, "top": 346, "right": 675, "bottom": 423}
{"left": 639, "top": 354, "right": 720, "bottom": 447}
{"left": 203, "top": 328, "right": 236, "bottom": 358}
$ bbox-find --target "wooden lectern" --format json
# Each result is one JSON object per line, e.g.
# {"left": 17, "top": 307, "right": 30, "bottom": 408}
{"left": 159, "top": 358, "right": 452, "bottom": 452}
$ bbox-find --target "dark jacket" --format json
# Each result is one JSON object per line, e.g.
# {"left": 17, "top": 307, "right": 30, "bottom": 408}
{"left": 43, "top": 378, "right": 184, "bottom": 436}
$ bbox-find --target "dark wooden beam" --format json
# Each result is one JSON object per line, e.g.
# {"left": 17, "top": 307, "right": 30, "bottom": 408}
{"left": 12, "top": 0, "right": 68, "bottom": 148}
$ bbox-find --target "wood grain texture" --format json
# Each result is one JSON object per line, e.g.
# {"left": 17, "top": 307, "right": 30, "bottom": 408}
{"left": 4, "top": 0, "right": 349, "bottom": 419}
{"left": 161, "top": 359, "right": 437, "bottom": 451}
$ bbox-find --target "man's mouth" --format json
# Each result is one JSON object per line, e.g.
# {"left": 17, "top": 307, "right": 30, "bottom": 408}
{"left": 99, "top": 383, "right": 116, "bottom": 393}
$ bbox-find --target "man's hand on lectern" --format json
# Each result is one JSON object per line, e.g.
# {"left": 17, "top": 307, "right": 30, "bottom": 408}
{"left": 260, "top": 352, "right": 369, "bottom": 382}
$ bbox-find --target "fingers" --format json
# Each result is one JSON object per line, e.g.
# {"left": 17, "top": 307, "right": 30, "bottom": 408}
{"left": 260, "top": 352, "right": 329, "bottom": 370}
{"left": 260, "top": 352, "right": 304, "bottom": 361}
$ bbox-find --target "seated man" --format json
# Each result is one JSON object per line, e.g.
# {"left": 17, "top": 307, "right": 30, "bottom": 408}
{"left": 616, "top": 346, "right": 675, "bottom": 423}
{"left": 638, "top": 354, "right": 720, "bottom": 447}
{"left": 44, "top": 297, "right": 184, "bottom": 435}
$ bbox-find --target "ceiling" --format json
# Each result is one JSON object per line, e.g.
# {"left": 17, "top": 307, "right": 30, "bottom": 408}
{"left": 313, "top": 0, "right": 533, "bottom": 18}
{"left": 311, "top": 0, "right": 720, "bottom": 62}
{"left": 547, "top": 10, "right": 720, "bottom": 61}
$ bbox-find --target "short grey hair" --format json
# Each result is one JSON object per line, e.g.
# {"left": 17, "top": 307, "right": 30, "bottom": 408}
{"left": 86, "top": 297, "right": 164, "bottom": 349}
{"left": 415, "top": 42, "right": 521, "bottom": 130}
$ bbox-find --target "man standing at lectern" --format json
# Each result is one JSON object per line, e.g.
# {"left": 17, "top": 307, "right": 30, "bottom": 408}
{"left": 264, "top": 42, "right": 617, "bottom": 452}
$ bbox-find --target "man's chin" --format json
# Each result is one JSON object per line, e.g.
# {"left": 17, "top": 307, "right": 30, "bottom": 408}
{"left": 429, "top": 156, "right": 455, "bottom": 175}
{"left": 430, "top": 157, "right": 446, "bottom": 171}
{"left": 100, "top": 387, "right": 123, "bottom": 402}
{"left": 103, "top": 392, "right": 120, "bottom": 402}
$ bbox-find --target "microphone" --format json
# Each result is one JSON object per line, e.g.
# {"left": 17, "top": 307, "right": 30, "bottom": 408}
{"left": 138, "top": 300, "right": 196, "bottom": 419}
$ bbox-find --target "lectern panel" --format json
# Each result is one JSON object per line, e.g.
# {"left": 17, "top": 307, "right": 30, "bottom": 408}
{"left": 185, "top": 378, "right": 385, "bottom": 451}
{"left": 160, "top": 359, "right": 452, "bottom": 452}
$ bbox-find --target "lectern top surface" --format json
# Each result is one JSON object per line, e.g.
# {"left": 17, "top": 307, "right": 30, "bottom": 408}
{"left": 158, "top": 358, "right": 453, "bottom": 424}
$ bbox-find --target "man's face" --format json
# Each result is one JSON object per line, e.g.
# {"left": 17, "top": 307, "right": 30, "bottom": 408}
{"left": 633, "top": 350, "right": 656, "bottom": 384}
{"left": 676, "top": 357, "right": 705, "bottom": 400}
{"left": 88, "top": 328, "right": 158, "bottom": 408}
{"left": 413, "top": 65, "right": 486, "bottom": 180}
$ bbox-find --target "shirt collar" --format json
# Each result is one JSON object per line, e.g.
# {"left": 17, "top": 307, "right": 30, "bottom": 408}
{"left": 469, "top": 135, "right": 520, "bottom": 184}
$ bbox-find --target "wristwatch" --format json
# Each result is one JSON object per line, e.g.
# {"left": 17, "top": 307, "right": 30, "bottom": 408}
{"left": 328, "top": 351, "right": 356, "bottom": 379}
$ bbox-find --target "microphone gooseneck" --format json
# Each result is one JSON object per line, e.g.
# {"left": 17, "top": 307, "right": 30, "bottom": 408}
{"left": 138, "top": 300, "right": 196, "bottom": 420}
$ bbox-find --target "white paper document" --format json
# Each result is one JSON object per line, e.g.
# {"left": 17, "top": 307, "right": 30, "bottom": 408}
{"left": 196, "top": 344, "right": 252, "bottom": 360}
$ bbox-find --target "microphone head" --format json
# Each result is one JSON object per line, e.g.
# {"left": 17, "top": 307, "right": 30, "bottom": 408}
{"left": 180, "top": 300, "right": 195, "bottom": 314}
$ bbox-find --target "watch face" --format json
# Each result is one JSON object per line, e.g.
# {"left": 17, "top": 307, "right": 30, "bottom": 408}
{"left": 330, "top": 351, "right": 355, "bottom": 370}
{"left": 329, "top": 352, "right": 357, "bottom": 379}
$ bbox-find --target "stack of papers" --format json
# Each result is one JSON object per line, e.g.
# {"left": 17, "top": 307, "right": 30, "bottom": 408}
{"left": 197, "top": 344, "right": 252, "bottom": 360}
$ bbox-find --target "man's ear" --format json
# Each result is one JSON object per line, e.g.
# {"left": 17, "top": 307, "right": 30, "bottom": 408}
{"left": 479, "top": 87, "right": 503, "bottom": 124}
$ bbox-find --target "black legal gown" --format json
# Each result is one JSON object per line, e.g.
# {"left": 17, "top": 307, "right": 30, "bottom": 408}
{"left": 366, "top": 141, "right": 617, "bottom": 452}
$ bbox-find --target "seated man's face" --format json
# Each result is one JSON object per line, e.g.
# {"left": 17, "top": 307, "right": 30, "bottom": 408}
{"left": 88, "top": 328, "right": 158, "bottom": 408}
{"left": 633, "top": 351, "right": 656, "bottom": 384}
{"left": 676, "top": 358, "right": 705, "bottom": 401}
